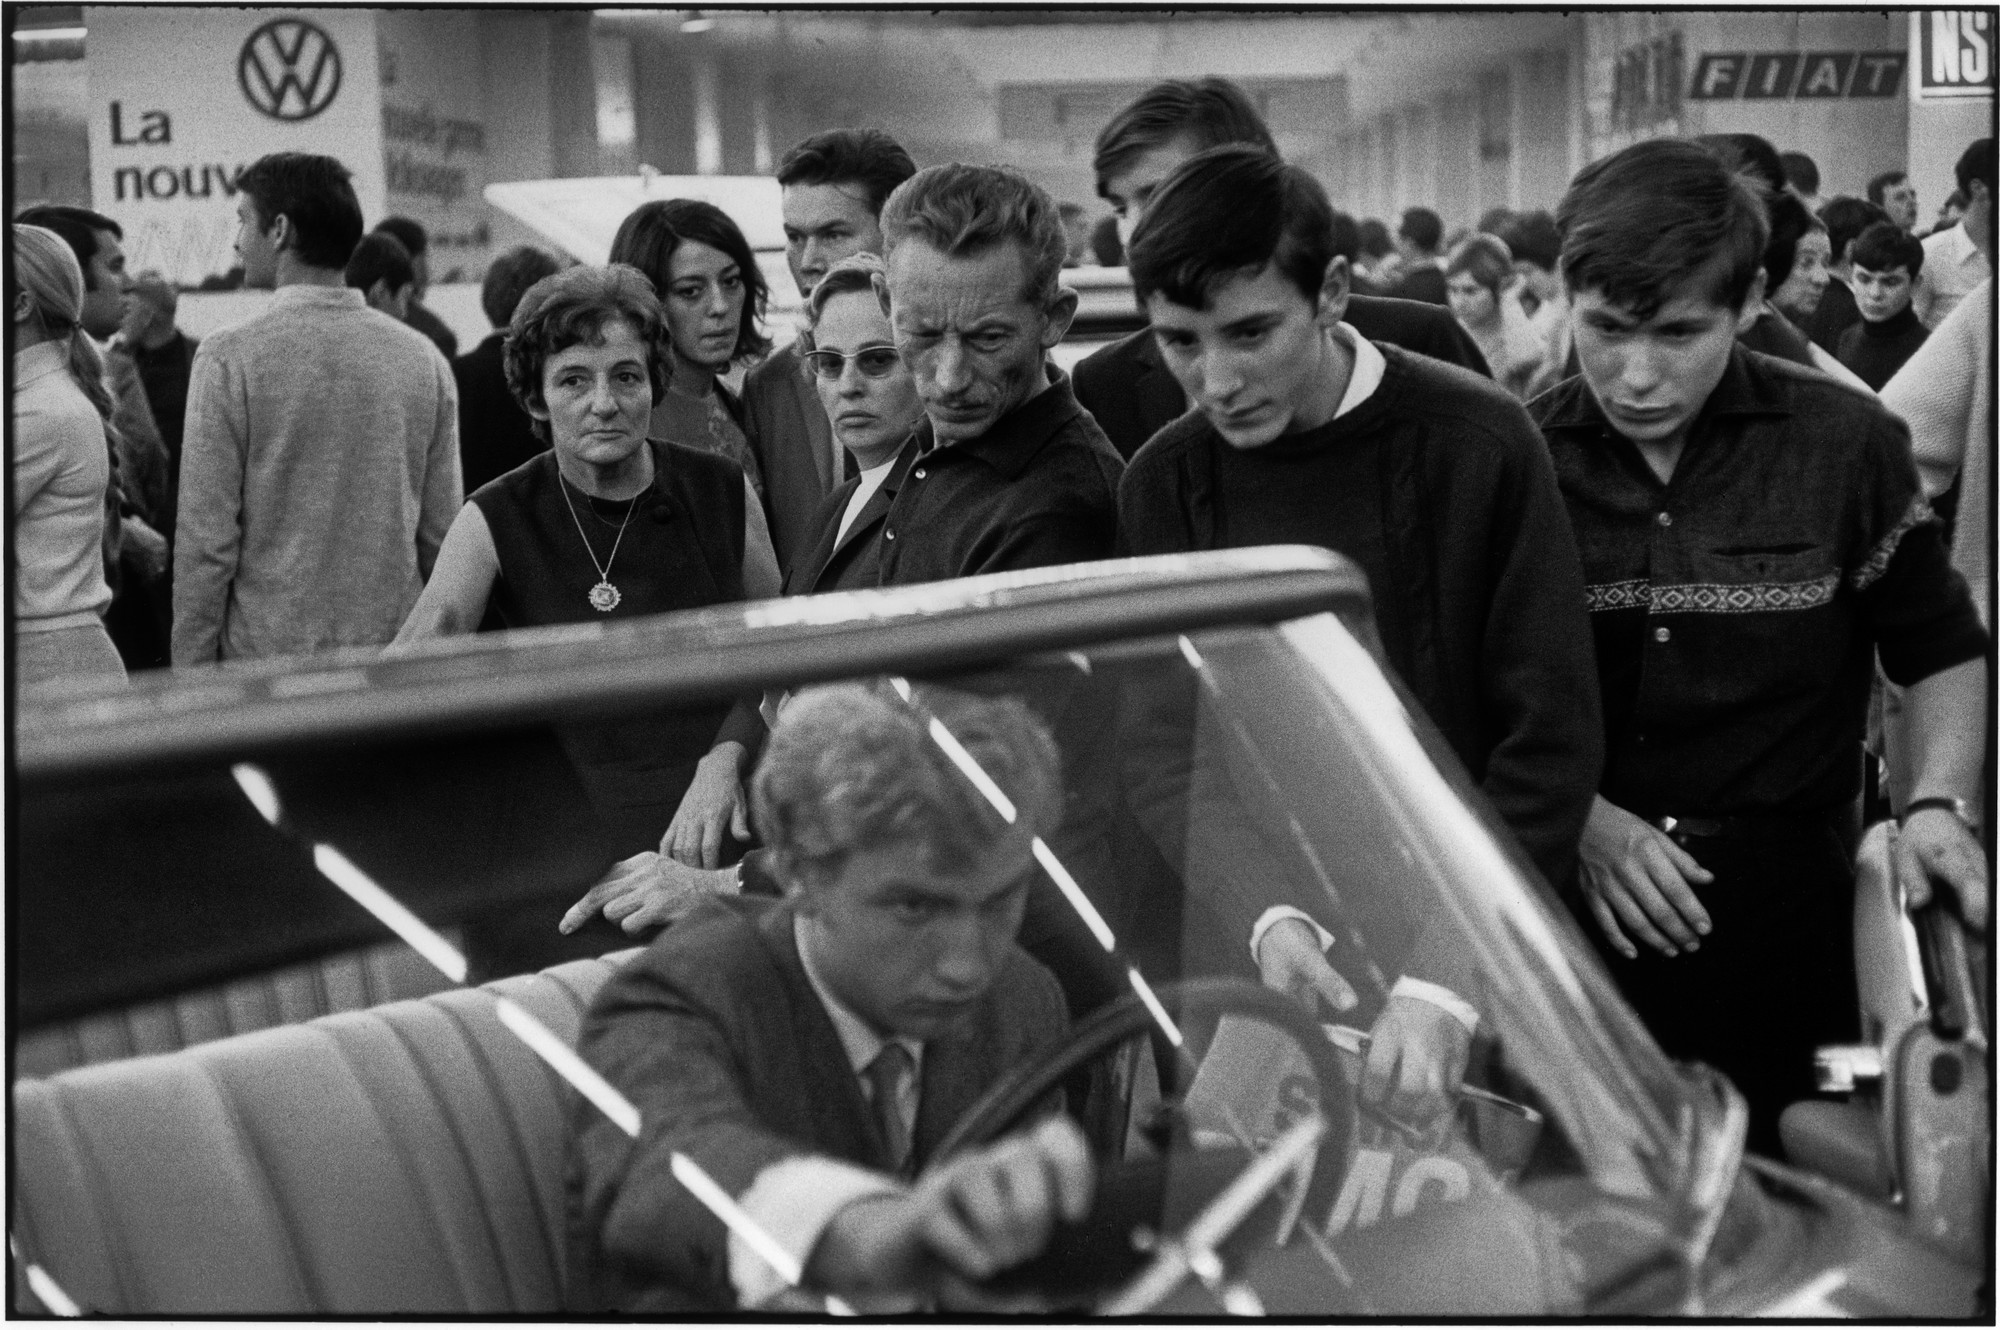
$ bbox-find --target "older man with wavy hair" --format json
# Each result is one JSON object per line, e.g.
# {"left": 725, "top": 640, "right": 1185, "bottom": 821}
{"left": 569, "top": 680, "right": 1087, "bottom": 1312}
{"left": 868, "top": 163, "right": 1124, "bottom": 585}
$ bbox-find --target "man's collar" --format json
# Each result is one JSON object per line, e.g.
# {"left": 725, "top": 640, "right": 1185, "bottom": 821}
{"left": 920, "top": 363, "right": 1082, "bottom": 480}
{"left": 794, "top": 914, "right": 924, "bottom": 1076}
{"left": 1941, "top": 220, "right": 1984, "bottom": 266}
{"left": 273, "top": 284, "right": 367, "bottom": 309}
{"left": 1540, "top": 343, "right": 1788, "bottom": 431}
{"left": 1329, "top": 322, "right": 1387, "bottom": 419}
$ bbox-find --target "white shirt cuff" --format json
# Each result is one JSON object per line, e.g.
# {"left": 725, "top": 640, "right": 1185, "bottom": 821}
{"left": 1391, "top": 976, "right": 1481, "bottom": 1035}
{"left": 1249, "top": 905, "right": 1335, "bottom": 963}
{"left": 728, "top": 1155, "right": 903, "bottom": 1308}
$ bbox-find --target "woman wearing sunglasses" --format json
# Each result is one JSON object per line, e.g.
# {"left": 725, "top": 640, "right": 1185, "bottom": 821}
{"left": 783, "top": 253, "right": 927, "bottom": 595}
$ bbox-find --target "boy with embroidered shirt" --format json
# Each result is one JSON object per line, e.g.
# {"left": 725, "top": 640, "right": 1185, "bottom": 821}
{"left": 1530, "top": 138, "right": 1989, "bottom": 1154}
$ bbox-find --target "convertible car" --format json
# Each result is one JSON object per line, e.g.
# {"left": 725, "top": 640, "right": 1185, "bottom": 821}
{"left": 9, "top": 548, "right": 1988, "bottom": 1316}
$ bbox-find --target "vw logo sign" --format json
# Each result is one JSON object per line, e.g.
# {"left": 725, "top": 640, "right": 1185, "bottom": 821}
{"left": 238, "top": 18, "right": 342, "bottom": 122}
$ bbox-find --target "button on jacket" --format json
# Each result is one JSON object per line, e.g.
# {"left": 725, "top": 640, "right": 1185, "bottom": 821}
{"left": 876, "top": 367, "right": 1123, "bottom": 586}
{"left": 1532, "top": 346, "right": 1988, "bottom": 819}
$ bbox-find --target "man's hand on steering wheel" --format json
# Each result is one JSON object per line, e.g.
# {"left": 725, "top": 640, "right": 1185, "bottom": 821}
{"left": 1360, "top": 994, "right": 1471, "bottom": 1135}
{"left": 809, "top": 1117, "right": 1094, "bottom": 1301}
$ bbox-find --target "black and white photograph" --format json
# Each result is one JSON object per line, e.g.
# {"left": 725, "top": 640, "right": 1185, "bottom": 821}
{"left": 8, "top": 4, "right": 1994, "bottom": 1318}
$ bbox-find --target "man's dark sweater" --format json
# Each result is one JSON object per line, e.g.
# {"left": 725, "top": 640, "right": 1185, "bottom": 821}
{"left": 1118, "top": 341, "right": 1604, "bottom": 888}
{"left": 1835, "top": 304, "right": 1929, "bottom": 391}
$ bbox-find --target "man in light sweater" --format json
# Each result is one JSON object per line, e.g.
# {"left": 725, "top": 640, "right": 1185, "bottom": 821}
{"left": 173, "top": 153, "right": 459, "bottom": 664}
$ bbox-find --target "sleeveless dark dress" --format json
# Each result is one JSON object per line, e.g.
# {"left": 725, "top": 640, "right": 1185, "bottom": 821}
{"left": 466, "top": 439, "right": 747, "bottom": 976}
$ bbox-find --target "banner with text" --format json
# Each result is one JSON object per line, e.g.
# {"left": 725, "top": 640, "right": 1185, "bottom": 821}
{"left": 375, "top": 11, "right": 496, "bottom": 284}
{"left": 1912, "top": 11, "right": 1995, "bottom": 99}
{"left": 86, "top": 7, "right": 385, "bottom": 288}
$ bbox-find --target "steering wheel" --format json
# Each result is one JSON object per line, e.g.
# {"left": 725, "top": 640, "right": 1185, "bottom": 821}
{"left": 930, "top": 977, "right": 1355, "bottom": 1306}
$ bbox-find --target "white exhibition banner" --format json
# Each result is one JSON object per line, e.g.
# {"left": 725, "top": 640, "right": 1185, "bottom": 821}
{"left": 85, "top": 7, "right": 386, "bottom": 287}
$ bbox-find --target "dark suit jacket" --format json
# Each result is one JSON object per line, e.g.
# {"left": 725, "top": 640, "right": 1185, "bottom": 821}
{"left": 742, "top": 342, "right": 840, "bottom": 577}
{"left": 1388, "top": 262, "right": 1449, "bottom": 307}
{"left": 406, "top": 299, "right": 460, "bottom": 360}
{"left": 782, "top": 440, "right": 917, "bottom": 596}
{"left": 453, "top": 333, "right": 547, "bottom": 496}
{"left": 567, "top": 894, "right": 1068, "bottom": 1312}
{"left": 1071, "top": 295, "right": 1494, "bottom": 460}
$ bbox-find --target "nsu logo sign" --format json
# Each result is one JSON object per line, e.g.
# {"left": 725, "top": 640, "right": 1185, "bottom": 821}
{"left": 238, "top": 18, "right": 343, "bottom": 122}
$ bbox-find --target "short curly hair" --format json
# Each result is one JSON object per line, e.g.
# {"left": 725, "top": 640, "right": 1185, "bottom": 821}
{"left": 752, "top": 680, "right": 1062, "bottom": 893}
{"left": 502, "top": 263, "right": 673, "bottom": 442}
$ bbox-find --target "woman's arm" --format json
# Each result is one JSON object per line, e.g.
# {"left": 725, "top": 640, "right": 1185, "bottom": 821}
{"left": 391, "top": 503, "right": 500, "bottom": 647}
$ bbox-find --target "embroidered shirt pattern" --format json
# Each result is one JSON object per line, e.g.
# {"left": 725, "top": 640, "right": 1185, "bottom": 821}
{"left": 1849, "top": 495, "right": 1936, "bottom": 593}
{"left": 1587, "top": 572, "right": 1841, "bottom": 615}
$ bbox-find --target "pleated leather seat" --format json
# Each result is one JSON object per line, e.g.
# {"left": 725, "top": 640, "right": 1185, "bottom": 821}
{"left": 12, "top": 938, "right": 464, "bottom": 1079}
{"left": 12, "top": 949, "right": 638, "bottom": 1315}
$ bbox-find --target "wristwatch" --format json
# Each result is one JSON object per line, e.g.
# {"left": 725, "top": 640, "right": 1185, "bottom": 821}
{"left": 1903, "top": 795, "right": 1981, "bottom": 834}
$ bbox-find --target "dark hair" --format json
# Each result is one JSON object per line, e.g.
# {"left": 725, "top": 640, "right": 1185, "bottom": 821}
{"left": 1866, "top": 169, "right": 1908, "bottom": 207}
{"left": 480, "top": 245, "right": 563, "bottom": 328}
{"left": 343, "top": 232, "right": 413, "bottom": 295}
{"left": 776, "top": 129, "right": 917, "bottom": 217}
{"left": 373, "top": 216, "right": 429, "bottom": 258}
{"left": 1398, "top": 207, "right": 1442, "bottom": 253}
{"left": 13, "top": 206, "right": 121, "bottom": 289}
{"left": 1475, "top": 207, "right": 1515, "bottom": 237}
{"left": 1850, "top": 221, "right": 1925, "bottom": 280}
{"left": 1129, "top": 145, "right": 1333, "bottom": 310}
{"left": 610, "top": 198, "right": 770, "bottom": 363}
{"left": 1356, "top": 218, "right": 1395, "bottom": 260}
{"left": 1327, "top": 210, "right": 1360, "bottom": 264}
{"left": 1496, "top": 209, "right": 1562, "bottom": 272}
{"left": 1558, "top": 137, "right": 1769, "bottom": 319}
{"left": 1093, "top": 77, "right": 1276, "bottom": 198}
{"left": 1779, "top": 150, "right": 1820, "bottom": 197}
{"left": 1818, "top": 196, "right": 1890, "bottom": 262}
{"left": 881, "top": 163, "right": 1069, "bottom": 307}
{"left": 503, "top": 263, "right": 673, "bottom": 443}
{"left": 1446, "top": 233, "right": 1514, "bottom": 297}
{"left": 1697, "top": 132, "right": 1810, "bottom": 290}
{"left": 236, "top": 153, "right": 364, "bottom": 271}
{"left": 1955, "top": 138, "right": 1996, "bottom": 196}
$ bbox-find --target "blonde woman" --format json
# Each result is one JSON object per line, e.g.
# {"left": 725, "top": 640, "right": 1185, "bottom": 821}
{"left": 10, "top": 223, "right": 125, "bottom": 691}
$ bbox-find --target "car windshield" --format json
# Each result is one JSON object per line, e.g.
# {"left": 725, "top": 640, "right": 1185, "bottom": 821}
{"left": 865, "top": 614, "right": 1719, "bottom": 1314}
{"left": 15, "top": 565, "right": 1739, "bottom": 1316}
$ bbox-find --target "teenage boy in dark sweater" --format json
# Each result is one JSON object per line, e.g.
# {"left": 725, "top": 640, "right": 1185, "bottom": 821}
{"left": 1118, "top": 147, "right": 1605, "bottom": 1121}
{"left": 1836, "top": 221, "right": 1930, "bottom": 391}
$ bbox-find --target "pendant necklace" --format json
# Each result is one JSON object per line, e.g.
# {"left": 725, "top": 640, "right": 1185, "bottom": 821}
{"left": 558, "top": 473, "right": 639, "bottom": 612}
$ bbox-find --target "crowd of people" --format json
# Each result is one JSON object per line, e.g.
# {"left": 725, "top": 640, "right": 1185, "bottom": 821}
{"left": 10, "top": 71, "right": 1993, "bottom": 1312}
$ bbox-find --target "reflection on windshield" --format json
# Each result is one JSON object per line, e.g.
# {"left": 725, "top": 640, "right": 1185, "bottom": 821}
{"left": 903, "top": 615, "right": 1720, "bottom": 1313}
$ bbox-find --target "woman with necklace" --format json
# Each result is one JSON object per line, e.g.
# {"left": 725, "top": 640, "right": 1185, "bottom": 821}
{"left": 396, "top": 264, "right": 780, "bottom": 974}
{"left": 610, "top": 199, "right": 774, "bottom": 507}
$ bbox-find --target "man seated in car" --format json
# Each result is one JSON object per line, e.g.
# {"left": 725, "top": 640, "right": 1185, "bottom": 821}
{"left": 567, "top": 681, "right": 1091, "bottom": 1312}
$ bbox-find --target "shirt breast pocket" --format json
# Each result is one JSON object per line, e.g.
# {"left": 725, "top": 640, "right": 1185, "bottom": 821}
{"left": 1676, "top": 538, "right": 1845, "bottom": 698}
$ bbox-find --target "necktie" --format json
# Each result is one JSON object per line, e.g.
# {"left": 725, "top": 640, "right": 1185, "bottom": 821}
{"left": 864, "top": 1043, "right": 915, "bottom": 1175}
